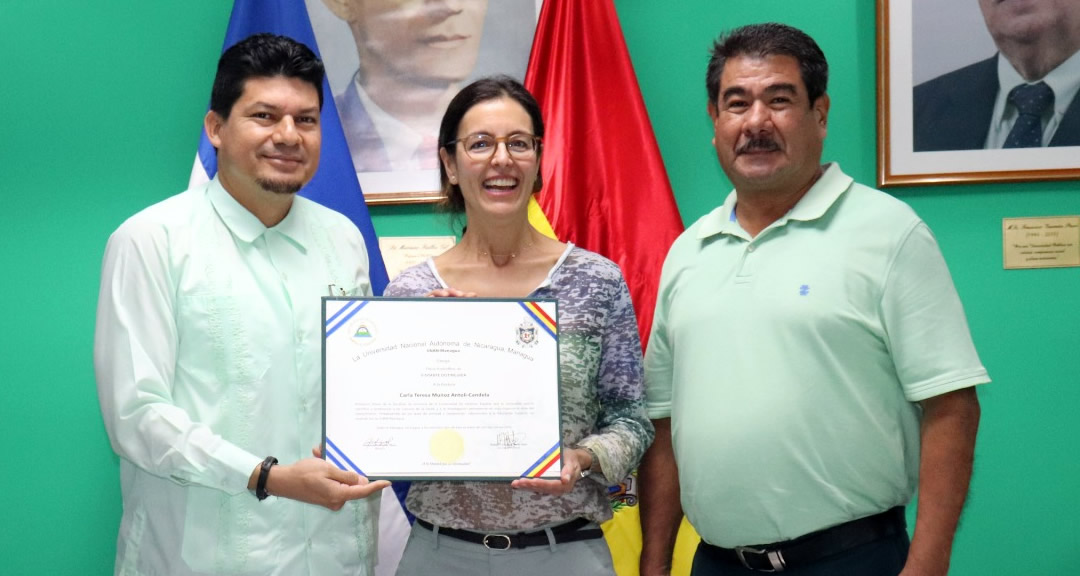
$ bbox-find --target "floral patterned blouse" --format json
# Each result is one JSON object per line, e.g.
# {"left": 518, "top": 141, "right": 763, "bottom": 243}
{"left": 383, "top": 244, "right": 654, "bottom": 530}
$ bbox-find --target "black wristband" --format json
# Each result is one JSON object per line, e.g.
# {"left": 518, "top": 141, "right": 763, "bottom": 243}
{"left": 256, "top": 456, "right": 278, "bottom": 501}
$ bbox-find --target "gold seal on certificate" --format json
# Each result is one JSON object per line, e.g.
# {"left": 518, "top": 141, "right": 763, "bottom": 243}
{"left": 322, "top": 298, "right": 561, "bottom": 480}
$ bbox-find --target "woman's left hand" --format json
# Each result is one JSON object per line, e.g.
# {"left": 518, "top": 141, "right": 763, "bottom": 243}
{"left": 510, "top": 447, "right": 593, "bottom": 495}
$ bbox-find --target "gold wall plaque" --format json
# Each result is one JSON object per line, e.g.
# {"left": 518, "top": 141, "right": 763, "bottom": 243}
{"left": 1003, "top": 216, "right": 1080, "bottom": 269}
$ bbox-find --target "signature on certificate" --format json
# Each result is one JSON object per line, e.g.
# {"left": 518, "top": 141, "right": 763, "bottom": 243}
{"left": 493, "top": 430, "right": 527, "bottom": 449}
{"left": 363, "top": 436, "right": 396, "bottom": 448}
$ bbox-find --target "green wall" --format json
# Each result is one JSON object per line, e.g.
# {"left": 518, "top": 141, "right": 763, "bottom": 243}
{"left": 2, "top": 1, "right": 1076, "bottom": 572}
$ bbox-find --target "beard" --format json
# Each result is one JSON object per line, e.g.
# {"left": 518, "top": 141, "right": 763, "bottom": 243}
{"left": 257, "top": 178, "right": 304, "bottom": 195}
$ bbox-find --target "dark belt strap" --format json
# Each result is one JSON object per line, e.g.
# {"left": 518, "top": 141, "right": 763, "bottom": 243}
{"left": 700, "top": 507, "right": 906, "bottom": 572}
{"left": 416, "top": 517, "right": 604, "bottom": 550}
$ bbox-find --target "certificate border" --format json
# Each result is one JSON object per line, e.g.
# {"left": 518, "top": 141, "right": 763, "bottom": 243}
{"left": 321, "top": 296, "right": 563, "bottom": 481}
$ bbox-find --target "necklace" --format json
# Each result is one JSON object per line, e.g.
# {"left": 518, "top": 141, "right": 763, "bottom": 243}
{"left": 477, "top": 241, "right": 534, "bottom": 259}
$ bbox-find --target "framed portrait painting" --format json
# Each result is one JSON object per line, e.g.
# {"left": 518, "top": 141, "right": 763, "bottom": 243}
{"left": 877, "top": 0, "right": 1080, "bottom": 187}
{"left": 307, "top": 0, "right": 543, "bottom": 204}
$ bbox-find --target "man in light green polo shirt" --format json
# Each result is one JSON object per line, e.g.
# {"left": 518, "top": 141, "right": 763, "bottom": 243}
{"left": 638, "top": 23, "right": 988, "bottom": 576}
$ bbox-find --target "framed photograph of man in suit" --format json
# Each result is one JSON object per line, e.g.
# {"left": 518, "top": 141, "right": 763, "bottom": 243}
{"left": 878, "top": 0, "right": 1080, "bottom": 186}
{"left": 306, "top": 0, "right": 541, "bottom": 203}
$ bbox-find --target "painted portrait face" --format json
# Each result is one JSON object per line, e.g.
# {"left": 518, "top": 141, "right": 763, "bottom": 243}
{"left": 978, "top": 0, "right": 1080, "bottom": 50}
{"left": 708, "top": 54, "right": 828, "bottom": 195}
{"left": 335, "top": 0, "right": 490, "bottom": 85}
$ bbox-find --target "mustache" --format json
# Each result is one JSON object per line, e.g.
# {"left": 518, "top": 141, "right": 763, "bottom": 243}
{"left": 737, "top": 137, "right": 780, "bottom": 154}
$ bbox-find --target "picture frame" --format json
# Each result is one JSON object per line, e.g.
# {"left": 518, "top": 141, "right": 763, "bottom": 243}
{"left": 876, "top": 0, "right": 1080, "bottom": 187}
{"left": 306, "top": 0, "right": 543, "bottom": 204}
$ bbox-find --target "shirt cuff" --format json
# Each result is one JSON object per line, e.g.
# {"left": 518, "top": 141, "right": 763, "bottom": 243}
{"left": 212, "top": 442, "right": 264, "bottom": 495}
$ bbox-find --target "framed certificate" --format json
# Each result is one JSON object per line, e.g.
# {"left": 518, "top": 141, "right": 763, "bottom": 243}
{"left": 322, "top": 297, "right": 562, "bottom": 480}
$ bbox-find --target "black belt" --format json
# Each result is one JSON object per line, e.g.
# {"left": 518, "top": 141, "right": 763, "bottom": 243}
{"left": 416, "top": 517, "right": 604, "bottom": 550}
{"left": 700, "top": 507, "right": 906, "bottom": 572}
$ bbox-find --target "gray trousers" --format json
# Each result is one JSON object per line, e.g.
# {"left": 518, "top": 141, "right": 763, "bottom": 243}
{"left": 394, "top": 521, "right": 616, "bottom": 576}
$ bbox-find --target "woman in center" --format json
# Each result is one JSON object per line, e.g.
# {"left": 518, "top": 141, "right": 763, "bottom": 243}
{"left": 384, "top": 75, "right": 654, "bottom": 574}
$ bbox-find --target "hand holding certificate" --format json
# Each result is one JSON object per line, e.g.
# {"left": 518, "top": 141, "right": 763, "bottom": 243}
{"left": 322, "top": 298, "right": 562, "bottom": 480}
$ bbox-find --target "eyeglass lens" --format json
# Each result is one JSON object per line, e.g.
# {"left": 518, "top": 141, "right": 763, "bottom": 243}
{"left": 461, "top": 134, "right": 538, "bottom": 158}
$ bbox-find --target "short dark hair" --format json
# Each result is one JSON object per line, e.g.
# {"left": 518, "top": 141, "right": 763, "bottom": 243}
{"left": 210, "top": 33, "right": 325, "bottom": 119}
{"left": 706, "top": 23, "right": 828, "bottom": 108}
{"left": 438, "top": 75, "right": 545, "bottom": 213}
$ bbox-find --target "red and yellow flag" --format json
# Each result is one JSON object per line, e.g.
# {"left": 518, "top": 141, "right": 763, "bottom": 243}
{"left": 524, "top": 0, "right": 684, "bottom": 348}
{"left": 524, "top": 2, "right": 695, "bottom": 575}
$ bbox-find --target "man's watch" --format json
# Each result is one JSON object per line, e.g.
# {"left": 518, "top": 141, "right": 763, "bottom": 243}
{"left": 255, "top": 456, "right": 278, "bottom": 501}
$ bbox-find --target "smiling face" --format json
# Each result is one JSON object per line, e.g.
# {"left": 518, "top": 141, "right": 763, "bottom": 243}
{"left": 979, "top": 0, "right": 1080, "bottom": 49}
{"left": 709, "top": 54, "right": 828, "bottom": 196}
{"left": 341, "top": 0, "right": 489, "bottom": 86}
{"left": 441, "top": 96, "right": 539, "bottom": 219}
{"left": 205, "top": 75, "right": 322, "bottom": 200}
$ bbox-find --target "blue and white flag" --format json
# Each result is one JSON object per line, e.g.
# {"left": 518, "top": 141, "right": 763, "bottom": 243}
{"left": 189, "top": 0, "right": 389, "bottom": 295}
{"left": 188, "top": 2, "right": 409, "bottom": 574}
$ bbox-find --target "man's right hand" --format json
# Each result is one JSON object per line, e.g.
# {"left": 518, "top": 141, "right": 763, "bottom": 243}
{"left": 257, "top": 457, "right": 390, "bottom": 510}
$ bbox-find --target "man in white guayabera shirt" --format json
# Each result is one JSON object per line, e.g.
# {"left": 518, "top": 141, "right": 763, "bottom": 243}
{"left": 94, "top": 33, "right": 389, "bottom": 576}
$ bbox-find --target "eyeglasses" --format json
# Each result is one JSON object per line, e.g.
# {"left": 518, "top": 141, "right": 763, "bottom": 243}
{"left": 447, "top": 133, "right": 542, "bottom": 160}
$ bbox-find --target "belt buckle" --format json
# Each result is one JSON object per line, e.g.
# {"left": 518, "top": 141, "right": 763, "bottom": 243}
{"left": 482, "top": 533, "right": 512, "bottom": 550}
{"left": 734, "top": 546, "right": 786, "bottom": 572}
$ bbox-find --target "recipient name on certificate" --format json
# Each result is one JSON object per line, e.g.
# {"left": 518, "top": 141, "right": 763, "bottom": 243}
{"left": 322, "top": 298, "right": 561, "bottom": 480}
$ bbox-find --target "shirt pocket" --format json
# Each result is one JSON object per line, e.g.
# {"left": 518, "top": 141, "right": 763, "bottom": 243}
{"left": 181, "top": 486, "right": 282, "bottom": 572}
